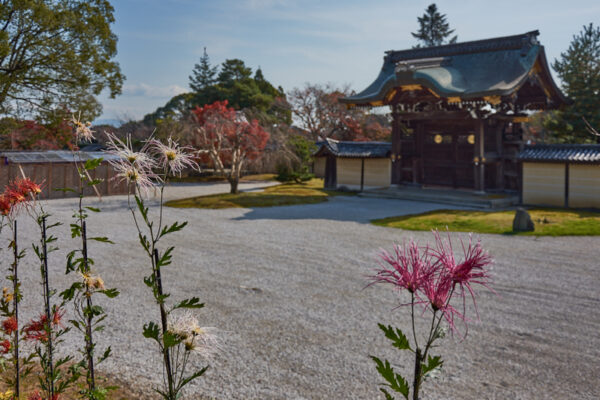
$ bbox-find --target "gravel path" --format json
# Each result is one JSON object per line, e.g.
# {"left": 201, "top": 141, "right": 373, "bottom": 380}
{"left": 8, "top": 183, "right": 600, "bottom": 399}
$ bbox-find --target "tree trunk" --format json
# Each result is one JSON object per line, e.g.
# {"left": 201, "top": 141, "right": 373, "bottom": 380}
{"left": 229, "top": 178, "right": 239, "bottom": 194}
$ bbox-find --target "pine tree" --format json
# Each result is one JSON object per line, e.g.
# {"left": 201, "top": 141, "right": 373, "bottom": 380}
{"left": 189, "top": 47, "right": 218, "bottom": 92}
{"left": 217, "top": 59, "right": 252, "bottom": 86}
{"left": 543, "top": 23, "right": 600, "bottom": 143}
{"left": 411, "top": 3, "right": 457, "bottom": 48}
{"left": 254, "top": 67, "right": 265, "bottom": 82}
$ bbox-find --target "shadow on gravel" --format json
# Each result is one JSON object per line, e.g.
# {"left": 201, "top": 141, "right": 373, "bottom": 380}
{"left": 233, "top": 196, "right": 456, "bottom": 223}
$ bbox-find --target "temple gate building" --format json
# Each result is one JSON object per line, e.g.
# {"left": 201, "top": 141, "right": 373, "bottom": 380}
{"left": 316, "top": 30, "right": 569, "bottom": 196}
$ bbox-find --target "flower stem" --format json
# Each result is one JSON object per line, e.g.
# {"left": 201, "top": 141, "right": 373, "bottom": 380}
{"left": 12, "top": 220, "right": 19, "bottom": 398}
{"left": 412, "top": 348, "right": 423, "bottom": 400}
{"left": 41, "top": 216, "right": 55, "bottom": 398}
{"left": 82, "top": 221, "right": 96, "bottom": 393}
{"left": 154, "top": 249, "right": 174, "bottom": 399}
{"left": 410, "top": 292, "right": 418, "bottom": 349}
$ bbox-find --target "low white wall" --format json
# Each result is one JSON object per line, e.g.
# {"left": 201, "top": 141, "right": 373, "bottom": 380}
{"left": 336, "top": 158, "right": 391, "bottom": 189}
{"left": 522, "top": 162, "right": 565, "bottom": 206}
{"left": 569, "top": 164, "right": 600, "bottom": 208}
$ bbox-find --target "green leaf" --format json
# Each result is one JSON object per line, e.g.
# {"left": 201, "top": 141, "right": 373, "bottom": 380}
{"left": 421, "top": 355, "right": 443, "bottom": 379}
{"left": 100, "top": 288, "right": 119, "bottom": 298}
{"left": 54, "top": 187, "right": 77, "bottom": 193}
{"left": 143, "top": 275, "right": 155, "bottom": 288}
{"left": 98, "top": 346, "right": 112, "bottom": 364}
{"left": 143, "top": 322, "right": 160, "bottom": 342}
{"left": 172, "top": 297, "right": 204, "bottom": 311}
{"left": 378, "top": 323, "right": 412, "bottom": 352}
{"left": 177, "top": 367, "right": 208, "bottom": 391}
{"left": 156, "top": 246, "right": 175, "bottom": 268}
{"left": 138, "top": 233, "right": 150, "bottom": 254}
{"left": 163, "top": 330, "right": 181, "bottom": 348}
{"left": 159, "top": 221, "right": 188, "bottom": 238}
{"left": 60, "top": 282, "right": 83, "bottom": 301}
{"left": 371, "top": 356, "right": 409, "bottom": 399}
{"left": 85, "top": 305, "right": 104, "bottom": 318}
{"left": 70, "top": 223, "right": 82, "bottom": 238}
{"left": 85, "top": 158, "right": 103, "bottom": 170}
{"left": 380, "top": 388, "right": 396, "bottom": 400}
{"left": 135, "top": 195, "right": 150, "bottom": 224}
{"left": 85, "top": 206, "right": 101, "bottom": 212}
{"left": 89, "top": 236, "right": 115, "bottom": 244}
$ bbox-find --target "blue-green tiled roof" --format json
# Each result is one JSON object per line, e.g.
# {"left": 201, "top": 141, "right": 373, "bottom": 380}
{"left": 341, "top": 31, "right": 566, "bottom": 107}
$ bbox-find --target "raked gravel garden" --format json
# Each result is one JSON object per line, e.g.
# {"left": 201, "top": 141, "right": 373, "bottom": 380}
{"left": 8, "top": 182, "right": 600, "bottom": 399}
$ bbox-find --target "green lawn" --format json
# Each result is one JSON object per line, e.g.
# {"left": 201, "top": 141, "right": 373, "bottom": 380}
{"left": 372, "top": 208, "right": 600, "bottom": 236}
{"left": 169, "top": 173, "right": 277, "bottom": 184}
{"left": 165, "top": 178, "right": 353, "bottom": 209}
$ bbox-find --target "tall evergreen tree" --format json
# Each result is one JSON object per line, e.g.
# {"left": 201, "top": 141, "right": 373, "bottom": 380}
{"left": 254, "top": 67, "right": 265, "bottom": 82}
{"left": 189, "top": 47, "right": 218, "bottom": 92}
{"left": 217, "top": 59, "right": 252, "bottom": 86}
{"left": 411, "top": 3, "right": 457, "bottom": 47}
{"left": 543, "top": 23, "right": 600, "bottom": 143}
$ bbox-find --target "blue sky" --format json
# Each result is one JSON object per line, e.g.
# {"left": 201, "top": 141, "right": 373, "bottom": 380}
{"left": 96, "top": 0, "right": 600, "bottom": 124}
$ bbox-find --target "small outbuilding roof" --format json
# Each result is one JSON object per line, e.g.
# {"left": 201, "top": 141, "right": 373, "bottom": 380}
{"left": 314, "top": 138, "right": 391, "bottom": 158}
{"left": 0, "top": 150, "right": 120, "bottom": 164}
{"left": 519, "top": 144, "right": 600, "bottom": 164}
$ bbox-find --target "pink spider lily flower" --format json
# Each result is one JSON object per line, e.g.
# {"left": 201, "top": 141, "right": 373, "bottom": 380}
{"left": 370, "top": 241, "right": 435, "bottom": 294}
{"left": 104, "top": 132, "right": 155, "bottom": 170}
{"left": 149, "top": 136, "right": 199, "bottom": 176}
{"left": 71, "top": 115, "right": 94, "bottom": 143}
{"left": 420, "top": 272, "right": 464, "bottom": 333}
{"left": 430, "top": 231, "right": 493, "bottom": 318}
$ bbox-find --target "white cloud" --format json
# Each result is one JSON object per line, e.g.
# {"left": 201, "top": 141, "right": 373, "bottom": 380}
{"left": 122, "top": 83, "right": 188, "bottom": 98}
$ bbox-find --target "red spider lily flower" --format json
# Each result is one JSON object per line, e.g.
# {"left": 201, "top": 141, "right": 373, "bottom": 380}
{"left": 0, "top": 339, "right": 10, "bottom": 354}
{"left": 2, "top": 316, "right": 18, "bottom": 335}
{"left": 23, "top": 308, "right": 65, "bottom": 343}
{"left": 28, "top": 391, "right": 42, "bottom": 400}
{"left": 52, "top": 394, "right": 60, "bottom": 400}
{"left": 370, "top": 241, "right": 435, "bottom": 294}
{"left": 5, "top": 186, "right": 25, "bottom": 204}
{"left": 52, "top": 307, "right": 65, "bottom": 326}
{"left": 16, "top": 178, "right": 43, "bottom": 196}
{"left": 23, "top": 315, "right": 48, "bottom": 342}
{"left": 0, "top": 195, "right": 11, "bottom": 216}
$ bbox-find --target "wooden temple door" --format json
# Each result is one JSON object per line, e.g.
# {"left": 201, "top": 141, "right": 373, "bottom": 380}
{"left": 421, "top": 130, "right": 475, "bottom": 189}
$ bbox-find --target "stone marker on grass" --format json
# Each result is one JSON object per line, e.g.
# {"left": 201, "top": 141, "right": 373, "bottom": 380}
{"left": 513, "top": 207, "right": 535, "bottom": 232}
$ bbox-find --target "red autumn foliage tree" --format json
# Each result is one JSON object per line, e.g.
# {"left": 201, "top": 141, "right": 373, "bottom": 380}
{"left": 193, "top": 100, "right": 269, "bottom": 193}
{"left": 6, "top": 119, "right": 73, "bottom": 150}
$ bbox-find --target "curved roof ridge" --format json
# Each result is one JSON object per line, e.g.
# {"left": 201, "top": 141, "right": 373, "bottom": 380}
{"left": 386, "top": 30, "right": 539, "bottom": 62}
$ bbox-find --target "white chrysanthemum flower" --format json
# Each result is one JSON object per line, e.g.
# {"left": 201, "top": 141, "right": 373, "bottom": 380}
{"left": 167, "top": 312, "right": 219, "bottom": 359}
{"left": 112, "top": 159, "right": 156, "bottom": 192}
{"left": 104, "top": 132, "right": 155, "bottom": 170}
{"left": 149, "top": 136, "right": 199, "bottom": 176}
{"left": 72, "top": 115, "right": 95, "bottom": 143}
